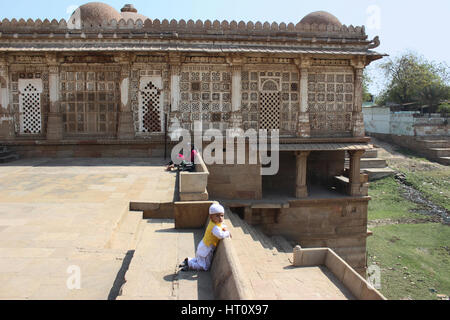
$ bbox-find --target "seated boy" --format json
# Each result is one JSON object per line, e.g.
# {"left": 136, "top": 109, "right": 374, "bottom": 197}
{"left": 179, "top": 203, "right": 231, "bottom": 272}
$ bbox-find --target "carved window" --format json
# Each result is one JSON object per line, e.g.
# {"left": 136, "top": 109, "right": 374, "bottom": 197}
{"left": 260, "top": 92, "right": 280, "bottom": 130}
{"left": 138, "top": 77, "right": 163, "bottom": 133}
{"left": 308, "top": 72, "right": 353, "bottom": 134}
{"left": 60, "top": 69, "right": 120, "bottom": 135}
{"left": 179, "top": 66, "right": 231, "bottom": 132}
{"left": 18, "top": 79, "right": 43, "bottom": 134}
{"left": 242, "top": 70, "right": 298, "bottom": 133}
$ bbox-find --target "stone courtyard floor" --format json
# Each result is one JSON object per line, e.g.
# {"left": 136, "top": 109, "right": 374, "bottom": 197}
{"left": 0, "top": 158, "right": 176, "bottom": 300}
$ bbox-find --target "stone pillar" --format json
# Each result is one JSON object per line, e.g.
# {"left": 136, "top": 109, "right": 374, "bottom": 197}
{"left": 117, "top": 60, "right": 135, "bottom": 140}
{"left": 169, "top": 54, "right": 181, "bottom": 112}
{"left": 295, "top": 151, "right": 310, "bottom": 198}
{"left": 352, "top": 59, "right": 365, "bottom": 137}
{"left": 0, "top": 55, "right": 14, "bottom": 140}
{"left": 46, "top": 54, "right": 63, "bottom": 140}
{"left": 231, "top": 64, "right": 243, "bottom": 130}
{"left": 348, "top": 150, "right": 365, "bottom": 196}
{"left": 296, "top": 58, "right": 311, "bottom": 137}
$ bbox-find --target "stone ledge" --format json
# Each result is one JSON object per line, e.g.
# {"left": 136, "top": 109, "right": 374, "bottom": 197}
{"left": 293, "top": 246, "right": 386, "bottom": 300}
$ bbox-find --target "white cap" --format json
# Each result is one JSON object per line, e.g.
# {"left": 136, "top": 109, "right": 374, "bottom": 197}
{"left": 209, "top": 203, "right": 225, "bottom": 215}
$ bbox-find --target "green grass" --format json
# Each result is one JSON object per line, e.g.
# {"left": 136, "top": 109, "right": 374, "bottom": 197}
{"left": 403, "top": 170, "right": 450, "bottom": 211}
{"left": 368, "top": 176, "right": 423, "bottom": 221}
{"left": 367, "top": 223, "right": 450, "bottom": 300}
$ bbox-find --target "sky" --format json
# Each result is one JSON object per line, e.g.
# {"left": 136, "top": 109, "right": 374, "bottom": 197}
{"left": 1, "top": 0, "right": 449, "bottom": 95}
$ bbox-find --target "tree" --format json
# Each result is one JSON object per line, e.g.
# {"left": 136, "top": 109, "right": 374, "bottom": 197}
{"left": 376, "top": 52, "right": 449, "bottom": 113}
{"left": 362, "top": 71, "right": 373, "bottom": 102}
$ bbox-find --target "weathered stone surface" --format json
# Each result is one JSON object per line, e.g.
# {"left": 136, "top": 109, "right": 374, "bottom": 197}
{"left": 174, "top": 201, "right": 215, "bottom": 229}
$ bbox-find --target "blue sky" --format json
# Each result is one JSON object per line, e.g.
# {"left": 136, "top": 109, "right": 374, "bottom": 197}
{"left": 1, "top": 0, "right": 449, "bottom": 95}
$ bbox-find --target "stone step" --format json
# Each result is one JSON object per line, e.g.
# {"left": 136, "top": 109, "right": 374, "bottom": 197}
{"left": 438, "top": 157, "right": 450, "bottom": 166}
{"left": 118, "top": 219, "right": 214, "bottom": 300}
{"left": 345, "top": 158, "right": 388, "bottom": 169}
{"left": 362, "top": 149, "right": 379, "bottom": 159}
{"left": 225, "top": 212, "right": 268, "bottom": 254}
{"left": 362, "top": 168, "right": 396, "bottom": 181}
{"left": 226, "top": 210, "right": 273, "bottom": 252}
{"left": 106, "top": 211, "right": 143, "bottom": 251}
{"left": 345, "top": 149, "right": 378, "bottom": 159}
{"left": 428, "top": 148, "right": 450, "bottom": 158}
{"left": 226, "top": 209, "right": 287, "bottom": 259}
{"left": 416, "top": 139, "right": 450, "bottom": 148}
{"left": 270, "top": 235, "right": 294, "bottom": 263}
{"left": 0, "top": 153, "right": 19, "bottom": 164}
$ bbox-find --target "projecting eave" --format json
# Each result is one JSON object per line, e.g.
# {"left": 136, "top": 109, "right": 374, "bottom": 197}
{"left": 0, "top": 40, "right": 385, "bottom": 58}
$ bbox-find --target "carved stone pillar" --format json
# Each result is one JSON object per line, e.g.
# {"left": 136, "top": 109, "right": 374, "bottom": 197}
{"left": 296, "top": 58, "right": 311, "bottom": 138}
{"left": 169, "top": 54, "right": 181, "bottom": 112}
{"left": 352, "top": 60, "right": 365, "bottom": 137}
{"left": 348, "top": 150, "right": 365, "bottom": 196}
{"left": 296, "top": 151, "right": 310, "bottom": 198}
{"left": 46, "top": 54, "right": 63, "bottom": 140}
{"left": 0, "top": 55, "right": 14, "bottom": 140}
{"left": 117, "top": 59, "right": 135, "bottom": 140}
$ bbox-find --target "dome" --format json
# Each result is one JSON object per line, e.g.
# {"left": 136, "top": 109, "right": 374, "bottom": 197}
{"left": 120, "top": 4, "right": 149, "bottom": 22}
{"left": 300, "top": 11, "right": 342, "bottom": 27}
{"left": 68, "top": 2, "right": 121, "bottom": 28}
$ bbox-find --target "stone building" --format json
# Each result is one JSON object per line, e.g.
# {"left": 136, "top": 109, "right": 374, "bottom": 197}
{"left": 0, "top": 3, "right": 384, "bottom": 275}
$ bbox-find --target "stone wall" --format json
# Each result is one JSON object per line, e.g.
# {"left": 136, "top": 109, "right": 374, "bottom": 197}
{"left": 208, "top": 163, "right": 262, "bottom": 200}
{"left": 308, "top": 151, "right": 346, "bottom": 185}
{"left": 4, "top": 141, "right": 168, "bottom": 158}
{"left": 253, "top": 198, "right": 369, "bottom": 275}
{"left": 363, "top": 108, "right": 449, "bottom": 137}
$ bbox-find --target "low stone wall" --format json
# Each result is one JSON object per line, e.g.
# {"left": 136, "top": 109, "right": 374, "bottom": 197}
{"left": 255, "top": 198, "right": 370, "bottom": 276}
{"left": 207, "top": 163, "right": 262, "bottom": 200}
{"left": 364, "top": 108, "right": 449, "bottom": 137}
{"left": 293, "top": 246, "right": 386, "bottom": 300}
{"left": 174, "top": 201, "right": 216, "bottom": 229}
{"left": 210, "top": 238, "right": 254, "bottom": 300}
{"left": 179, "top": 153, "right": 209, "bottom": 201}
{"left": 130, "top": 201, "right": 174, "bottom": 219}
{"left": 2, "top": 141, "right": 169, "bottom": 158}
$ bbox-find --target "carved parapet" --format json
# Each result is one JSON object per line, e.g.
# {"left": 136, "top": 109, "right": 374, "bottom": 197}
{"left": 0, "top": 17, "right": 367, "bottom": 38}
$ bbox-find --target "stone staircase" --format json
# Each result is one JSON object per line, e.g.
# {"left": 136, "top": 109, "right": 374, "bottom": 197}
{"left": 224, "top": 209, "right": 354, "bottom": 300}
{"left": 0, "top": 146, "right": 19, "bottom": 163}
{"left": 345, "top": 148, "right": 395, "bottom": 181}
{"left": 415, "top": 137, "right": 450, "bottom": 165}
{"left": 116, "top": 207, "right": 356, "bottom": 300}
{"left": 117, "top": 218, "right": 215, "bottom": 300}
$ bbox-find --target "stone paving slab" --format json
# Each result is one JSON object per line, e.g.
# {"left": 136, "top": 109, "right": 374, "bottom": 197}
{"left": 0, "top": 158, "right": 177, "bottom": 300}
{"left": 119, "top": 219, "right": 214, "bottom": 300}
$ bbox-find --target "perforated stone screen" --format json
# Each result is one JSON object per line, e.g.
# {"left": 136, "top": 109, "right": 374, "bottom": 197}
{"left": 242, "top": 70, "right": 299, "bottom": 133}
{"left": 179, "top": 65, "right": 231, "bottom": 132}
{"left": 131, "top": 67, "right": 170, "bottom": 135}
{"left": 139, "top": 77, "right": 163, "bottom": 133}
{"left": 10, "top": 68, "right": 49, "bottom": 136}
{"left": 60, "top": 67, "right": 120, "bottom": 135}
{"left": 19, "top": 81, "right": 42, "bottom": 134}
{"left": 260, "top": 91, "right": 281, "bottom": 130}
{"left": 308, "top": 71, "right": 354, "bottom": 135}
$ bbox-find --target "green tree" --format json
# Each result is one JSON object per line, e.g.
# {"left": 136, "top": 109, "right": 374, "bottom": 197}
{"left": 376, "top": 52, "right": 449, "bottom": 113}
{"left": 363, "top": 71, "right": 373, "bottom": 102}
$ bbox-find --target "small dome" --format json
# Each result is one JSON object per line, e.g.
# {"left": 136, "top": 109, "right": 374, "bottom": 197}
{"left": 120, "top": 5, "right": 149, "bottom": 22}
{"left": 69, "top": 2, "right": 121, "bottom": 28}
{"left": 300, "top": 11, "right": 342, "bottom": 27}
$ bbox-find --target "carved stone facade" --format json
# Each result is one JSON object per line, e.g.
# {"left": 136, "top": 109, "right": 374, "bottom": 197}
{"left": 0, "top": 5, "right": 383, "bottom": 143}
{"left": 0, "top": 3, "right": 385, "bottom": 278}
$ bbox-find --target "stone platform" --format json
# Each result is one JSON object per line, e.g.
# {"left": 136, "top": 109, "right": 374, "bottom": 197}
{"left": 0, "top": 158, "right": 176, "bottom": 300}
